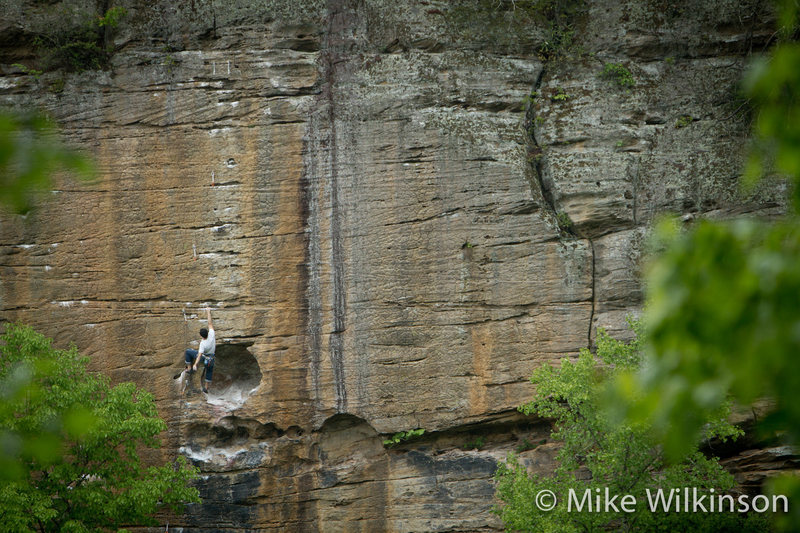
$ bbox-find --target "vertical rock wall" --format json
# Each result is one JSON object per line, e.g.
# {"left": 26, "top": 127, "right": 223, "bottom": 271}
{"left": 0, "top": 0, "right": 787, "bottom": 530}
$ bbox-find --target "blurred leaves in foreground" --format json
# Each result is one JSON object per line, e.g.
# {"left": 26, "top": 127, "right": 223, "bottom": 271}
{"left": 0, "top": 109, "right": 94, "bottom": 214}
{"left": 609, "top": 1, "right": 800, "bottom": 529}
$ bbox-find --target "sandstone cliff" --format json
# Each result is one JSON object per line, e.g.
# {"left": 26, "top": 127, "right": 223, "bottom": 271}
{"left": 0, "top": 0, "right": 794, "bottom": 530}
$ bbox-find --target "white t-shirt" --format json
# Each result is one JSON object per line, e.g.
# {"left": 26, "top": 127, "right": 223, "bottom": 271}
{"left": 199, "top": 328, "right": 215, "bottom": 356}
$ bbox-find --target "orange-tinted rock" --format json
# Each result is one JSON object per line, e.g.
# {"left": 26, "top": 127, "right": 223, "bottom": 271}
{"left": 0, "top": 0, "right": 788, "bottom": 530}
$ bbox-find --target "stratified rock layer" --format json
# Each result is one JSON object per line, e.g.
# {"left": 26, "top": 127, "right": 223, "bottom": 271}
{"left": 0, "top": 0, "right": 788, "bottom": 530}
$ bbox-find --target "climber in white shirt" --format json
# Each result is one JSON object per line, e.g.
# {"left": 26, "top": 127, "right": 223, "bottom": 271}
{"left": 183, "top": 307, "right": 216, "bottom": 394}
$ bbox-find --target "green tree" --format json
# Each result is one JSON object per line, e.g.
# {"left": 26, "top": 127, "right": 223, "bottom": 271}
{"left": 495, "top": 324, "right": 765, "bottom": 532}
{"left": 0, "top": 324, "right": 200, "bottom": 532}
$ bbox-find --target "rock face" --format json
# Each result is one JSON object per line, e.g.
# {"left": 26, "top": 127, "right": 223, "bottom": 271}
{"left": 0, "top": 0, "right": 789, "bottom": 530}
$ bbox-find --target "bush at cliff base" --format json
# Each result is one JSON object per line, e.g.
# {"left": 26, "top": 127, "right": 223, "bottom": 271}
{"left": 495, "top": 324, "right": 769, "bottom": 533}
{"left": 0, "top": 323, "right": 200, "bottom": 531}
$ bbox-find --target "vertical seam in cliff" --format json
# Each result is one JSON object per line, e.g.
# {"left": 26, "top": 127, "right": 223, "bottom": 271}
{"left": 633, "top": 156, "right": 641, "bottom": 225}
{"left": 588, "top": 237, "right": 596, "bottom": 349}
{"left": 324, "top": 0, "right": 348, "bottom": 414}
{"left": 527, "top": 65, "right": 594, "bottom": 346}
{"left": 526, "top": 67, "right": 559, "bottom": 219}
{"left": 301, "top": 115, "right": 322, "bottom": 416}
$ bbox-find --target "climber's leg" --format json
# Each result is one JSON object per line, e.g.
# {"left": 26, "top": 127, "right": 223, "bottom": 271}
{"left": 182, "top": 349, "right": 199, "bottom": 394}
{"left": 202, "top": 356, "right": 214, "bottom": 394}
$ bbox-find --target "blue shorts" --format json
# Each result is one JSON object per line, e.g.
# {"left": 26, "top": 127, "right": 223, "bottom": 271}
{"left": 184, "top": 349, "right": 214, "bottom": 382}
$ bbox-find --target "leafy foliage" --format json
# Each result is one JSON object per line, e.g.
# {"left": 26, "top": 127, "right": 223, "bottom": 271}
{"left": 96, "top": 6, "right": 127, "bottom": 29}
{"left": 615, "top": 219, "right": 800, "bottom": 458}
{"left": 383, "top": 428, "right": 425, "bottom": 447}
{"left": 11, "top": 63, "right": 43, "bottom": 79}
{"left": 0, "top": 324, "right": 200, "bottom": 531}
{"left": 600, "top": 62, "right": 635, "bottom": 88}
{"left": 494, "top": 324, "right": 764, "bottom": 533}
{"left": 556, "top": 210, "right": 574, "bottom": 231}
{"left": 515, "top": 438, "right": 545, "bottom": 453}
{"left": 551, "top": 87, "right": 570, "bottom": 101}
{"left": 0, "top": 109, "right": 93, "bottom": 214}
{"left": 674, "top": 114, "right": 694, "bottom": 128}
{"left": 463, "top": 436, "right": 486, "bottom": 450}
{"left": 31, "top": 6, "right": 127, "bottom": 72}
{"left": 446, "top": 0, "right": 587, "bottom": 58}
{"left": 606, "top": 2, "right": 800, "bottom": 529}
{"left": 744, "top": 40, "right": 800, "bottom": 207}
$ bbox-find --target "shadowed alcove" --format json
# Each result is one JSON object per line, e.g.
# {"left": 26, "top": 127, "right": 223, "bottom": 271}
{"left": 207, "top": 343, "right": 262, "bottom": 407}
